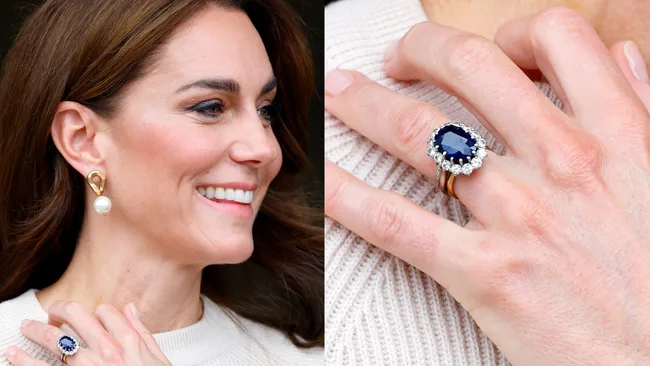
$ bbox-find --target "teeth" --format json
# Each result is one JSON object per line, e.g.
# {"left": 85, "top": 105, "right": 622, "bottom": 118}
{"left": 215, "top": 187, "right": 225, "bottom": 199}
{"left": 235, "top": 189, "right": 245, "bottom": 202}
{"left": 197, "top": 186, "right": 254, "bottom": 204}
{"left": 206, "top": 186, "right": 215, "bottom": 199}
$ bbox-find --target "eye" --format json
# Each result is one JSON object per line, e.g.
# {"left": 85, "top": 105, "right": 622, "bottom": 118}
{"left": 258, "top": 102, "right": 276, "bottom": 127}
{"left": 189, "top": 100, "right": 224, "bottom": 119}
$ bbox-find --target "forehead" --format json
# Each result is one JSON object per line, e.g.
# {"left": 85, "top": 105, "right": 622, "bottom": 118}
{"left": 152, "top": 6, "right": 274, "bottom": 90}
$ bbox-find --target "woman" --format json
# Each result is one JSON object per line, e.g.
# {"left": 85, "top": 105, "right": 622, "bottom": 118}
{"left": 0, "top": 0, "right": 323, "bottom": 365}
{"left": 325, "top": 0, "right": 649, "bottom": 364}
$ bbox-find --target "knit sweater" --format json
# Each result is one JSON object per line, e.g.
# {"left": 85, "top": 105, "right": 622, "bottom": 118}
{"left": 324, "top": 0, "right": 564, "bottom": 365}
{"left": 0, "top": 289, "right": 323, "bottom": 365}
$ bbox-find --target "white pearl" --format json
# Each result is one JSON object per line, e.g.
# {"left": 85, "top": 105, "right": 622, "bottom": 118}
{"left": 93, "top": 196, "right": 112, "bottom": 215}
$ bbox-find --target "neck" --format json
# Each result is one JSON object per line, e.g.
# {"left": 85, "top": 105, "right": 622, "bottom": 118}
{"left": 420, "top": 0, "right": 650, "bottom": 61}
{"left": 36, "top": 213, "right": 204, "bottom": 333}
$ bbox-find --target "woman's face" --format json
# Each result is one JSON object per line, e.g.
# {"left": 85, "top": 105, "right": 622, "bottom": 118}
{"left": 102, "top": 6, "right": 282, "bottom": 265}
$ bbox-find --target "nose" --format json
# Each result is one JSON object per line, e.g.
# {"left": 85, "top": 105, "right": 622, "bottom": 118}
{"left": 229, "top": 112, "right": 279, "bottom": 168}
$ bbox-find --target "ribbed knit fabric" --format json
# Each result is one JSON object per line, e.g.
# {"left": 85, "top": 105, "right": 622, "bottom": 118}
{"left": 0, "top": 289, "right": 323, "bottom": 365}
{"left": 324, "top": 0, "right": 564, "bottom": 365}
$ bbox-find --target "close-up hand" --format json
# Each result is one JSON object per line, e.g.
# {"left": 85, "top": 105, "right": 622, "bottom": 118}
{"left": 5, "top": 301, "right": 171, "bottom": 365}
{"left": 325, "top": 7, "right": 650, "bottom": 366}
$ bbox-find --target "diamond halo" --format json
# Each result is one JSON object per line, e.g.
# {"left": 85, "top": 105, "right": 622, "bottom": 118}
{"left": 427, "top": 121, "right": 488, "bottom": 176}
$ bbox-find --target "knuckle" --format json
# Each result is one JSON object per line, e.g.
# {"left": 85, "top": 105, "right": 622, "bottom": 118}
{"left": 100, "top": 341, "right": 124, "bottom": 362}
{"left": 325, "top": 174, "right": 350, "bottom": 215}
{"left": 122, "top": 330, "right": 143, "bottom": 348}
{"left": 392, "top": 104, "right": 438, "bottom": 154}
{"left": 442, "top": 34, "right": 496, "bottom": 81}
{"left": 545, "top": 134, "right": 604, "bottom": 187}
{"left": 363, "top": 197, "right": 406, "bottom": 247}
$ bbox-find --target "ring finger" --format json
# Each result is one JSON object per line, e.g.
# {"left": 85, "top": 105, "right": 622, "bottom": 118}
{"left": 325, "top": 69, "right": 514, "bottom": 223}
{"left": 20, "top": 320, "right": 98, "bottom": 365}
{"left": 383, "top": 20, "right": 569, "bottom": 162}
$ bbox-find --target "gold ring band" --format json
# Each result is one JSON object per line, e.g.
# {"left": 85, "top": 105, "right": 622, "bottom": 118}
{"left": 437, "top": 167, "right": 449, "bottom": 195}
{"left": 61, "top": 353, "right": 67, "bottom": 363}
{"left": 446, "top": 173, "right": 457, "bottom": 199}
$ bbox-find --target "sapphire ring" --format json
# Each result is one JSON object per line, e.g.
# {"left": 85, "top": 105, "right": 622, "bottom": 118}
{"left": 57, "top": 334, "right": 80, "bottom": 363}
{"left": 427, "top": 122, "right": 488, "bottom": 196}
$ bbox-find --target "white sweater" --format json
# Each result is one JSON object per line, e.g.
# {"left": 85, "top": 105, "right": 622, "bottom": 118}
{"left": 324, "top": 0, "right": 563, "bottom": 365}
{"left": 0, "top": 289, "right": 323, "bottom": 365}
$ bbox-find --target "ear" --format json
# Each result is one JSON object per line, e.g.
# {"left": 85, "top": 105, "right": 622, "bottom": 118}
{"left": 50, "top": 101, "right": 108, "bottom": 177}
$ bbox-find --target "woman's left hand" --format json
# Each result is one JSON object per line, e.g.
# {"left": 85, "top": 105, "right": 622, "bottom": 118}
{"left": 5, "top": 301, "right": 171, "bottom": 365}
{"left": 325, "top": 6, "right": 650, "bottom": 366}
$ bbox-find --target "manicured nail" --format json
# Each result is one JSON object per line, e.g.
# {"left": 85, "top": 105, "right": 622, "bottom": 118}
{"left": 325, "top": 69, "right": 354, "bottom": 96}
{"left": 20, "top": 319, "right": 30, "bottom": 330}
{"left": 129, "top": 303, "right": 139, "bottom": 320}
{"left": 384, "top": 40, "right": 399, "bottom": 63}
{"left": 624, "top": 41, "right": 649, "bottom": 83}
{"left": 5, "top": 347, "right": 16, "bottom": 358}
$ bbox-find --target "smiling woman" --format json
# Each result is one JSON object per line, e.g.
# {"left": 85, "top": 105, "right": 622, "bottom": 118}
{"left": 0, "top": 0, "right": 323, "bottom": 365}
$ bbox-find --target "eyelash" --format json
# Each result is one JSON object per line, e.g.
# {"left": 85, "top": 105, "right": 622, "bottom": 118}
{"left": 189, "top": 100, "right": 275, "bottom": 125}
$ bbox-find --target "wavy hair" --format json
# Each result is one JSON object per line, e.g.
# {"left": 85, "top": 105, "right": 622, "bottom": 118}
{"left": 0, "top": 0, "right": 323, "bottom": 348}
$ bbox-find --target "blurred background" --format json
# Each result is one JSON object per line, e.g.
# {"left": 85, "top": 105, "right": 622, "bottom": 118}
{"left": 0, "top": 0, "right": 324, "bottom": 207}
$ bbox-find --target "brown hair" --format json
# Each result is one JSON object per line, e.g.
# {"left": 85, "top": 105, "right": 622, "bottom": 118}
{"left": 0, "top": 0, "right": 323, "bottom": 348}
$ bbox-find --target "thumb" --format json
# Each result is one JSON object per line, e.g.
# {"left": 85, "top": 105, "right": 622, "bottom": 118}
{"left": 609, "top": 40, "right": 650, "bottom": 111}
{"left": 123, "top": 303, "right": 170, "bottom": 364}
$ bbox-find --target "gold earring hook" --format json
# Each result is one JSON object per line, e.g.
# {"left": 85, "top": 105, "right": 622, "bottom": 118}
{"left": 86, "top": 170, "right": 106, "bottom": 196}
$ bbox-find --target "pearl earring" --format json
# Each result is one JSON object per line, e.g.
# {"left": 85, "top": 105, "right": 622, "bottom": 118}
{"left": 86, "top": 170, "right": 111, "bottom": 215}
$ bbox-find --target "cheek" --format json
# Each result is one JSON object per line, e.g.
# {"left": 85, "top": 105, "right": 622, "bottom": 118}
{"left": 121, "top": 120, "right": 220, "bottom": 170}
{"left": 266, "top": 138, "right": 283, "bottom": 182}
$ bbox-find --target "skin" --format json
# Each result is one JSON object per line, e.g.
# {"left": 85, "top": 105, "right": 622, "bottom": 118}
{"left": 421, "top": 0, "right": 650, "bottom": 64}
{"left": 325, "top": 5, "right": 650, "bottom": 366}
{"left": 5, "top": 4, "right": 282, "bottom": 365}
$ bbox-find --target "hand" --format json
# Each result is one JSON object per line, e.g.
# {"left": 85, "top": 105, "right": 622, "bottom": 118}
{"left": 4, "top": 301, "right": 171, "bottom": 365}
{"left": 325, "top": 7, "right": 650, "bottom": 366}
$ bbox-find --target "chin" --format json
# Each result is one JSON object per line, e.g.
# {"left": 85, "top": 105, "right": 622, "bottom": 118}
{"left": 200, "top": 235, "right": 255, "bottom": 265}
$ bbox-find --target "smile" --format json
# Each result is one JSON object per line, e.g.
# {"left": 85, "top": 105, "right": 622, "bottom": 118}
{"left": 197, "top": 186, "right": 254, "bottom": 204}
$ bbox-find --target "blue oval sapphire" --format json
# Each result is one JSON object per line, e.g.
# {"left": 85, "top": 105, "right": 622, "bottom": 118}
{"left": 434, "top": 124, "right": 477, "bottom": 162}
{"left": 58, "top": 335, "right": 77, "bottom": 353}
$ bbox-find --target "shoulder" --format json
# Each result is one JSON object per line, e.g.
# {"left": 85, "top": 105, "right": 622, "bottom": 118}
{"left": 0, "top": 289, "right": 47, "bottom": 330}
{"left": 201, "top": 297, "right": 323, "bottom": 366}
{"left": 237, "top": 317, "right": 323, "bottom": 366}
{"left": 0, "top": 289, "right": 52, "bottom": 366}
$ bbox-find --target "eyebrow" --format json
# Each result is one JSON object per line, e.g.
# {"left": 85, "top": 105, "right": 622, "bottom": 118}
{"left": 175, "top": 77, "right": 278, "bottom": 97}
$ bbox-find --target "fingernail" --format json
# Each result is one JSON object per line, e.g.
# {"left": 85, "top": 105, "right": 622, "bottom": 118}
{"left": 20, "top": 319, "right": 30, "bottom": 330}
{"left": 129, "top": 303, "right": 139, "bottom": 320}
{"left": 624, "top": 41, "right": 649, "bottom": 83}
{"left": 325, "top": 69, "right": 354, "bottom": 96}
{"left": 384, "top": 40, "right": 398, "bottom": 63}
{"left": 5, "top": 347, "right": 16, "bottom": 358}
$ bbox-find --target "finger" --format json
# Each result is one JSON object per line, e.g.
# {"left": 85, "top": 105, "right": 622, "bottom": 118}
{"left": 494, "top": 7, "right": 649, "bottom": 156}
{"left": 325, "top": 69, "right": 511, "bottom": 221}
{"left": 609, "top": 40, "right": 650, "bottom": 110}
{"left": 19, "top": 320, "right": 94, "bottom": 365}
{"left": 494, "top": 12, "right": 573, "bottom": 115}
{"left": 4, "top": 347, "right": 50, "bottom": 366}
{"left": 122, "top": 303, "right": 168, "bottom": 362}
{"left": 384, "top": 20, "right": 567, "bottom": 161}
{"left": 93, "top": 303, "right": 147, "bottom": 354}
{"left": 47, "top": 301, "right": 114, "bottom": 352}
{"left": 324, "top": 159, "right": 479, "bottom": 292}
